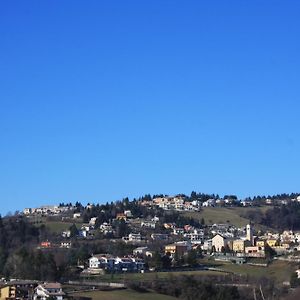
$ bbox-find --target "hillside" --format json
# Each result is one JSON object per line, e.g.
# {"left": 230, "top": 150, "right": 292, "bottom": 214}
{"left": 181, "top": 206, "right": 272, "bottom": 228}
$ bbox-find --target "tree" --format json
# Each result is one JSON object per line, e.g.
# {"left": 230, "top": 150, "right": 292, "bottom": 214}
{"left": 186, "top": 249, "right": 197, "bottom": 267}
{"left": 149, "top": 251, "right": 162, "bottom": 270}
{"left": 161, "top": 255, "right": 171, "bottom": 269}
{"left": 69, "top": 224, "right": 79, "bottom": 238}
{"left": 114, "top": 219, "right": 128, "bottom": 238}
{"left": 173, "top": 252, "right": 183, "bottom": 267}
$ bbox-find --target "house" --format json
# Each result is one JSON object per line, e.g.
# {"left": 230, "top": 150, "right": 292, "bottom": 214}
{"left": 34, "top": 283, "right": 64, "bottom": 300}
{"left": 164, "top": 223, "right": 176, "bottom": 229}
{"left": 89, "top": 255, "right": 145, "bottom": 273}
{"left": 141, "top": 221, "right": 156, "bottom": 229}
{"left": 202, "top": 199, "right": 216, "bottom": 207}
{"left": 151, "top": 216, "right": 160, "bottom": 222}
{"left": 255, "top": 239, "right": 266, "bottom": 247}
{"left": 89, "top": 217, "right": 97, "bottom": 227}
{"left": 0, "top": 281, "right": 38, "bottom": 300}
{"left": 122, "top": 233, "right": 143, "bottom": 243}
{"left": 151, "top": 233, "right": 169, "bottom": 241}
{"left": 265, "top": 199, "right": 273, "bottom": 205}
{"left": 124, "top": 210, "right": 133, "bottom": 218}
{"left": 202, "top": 239, "right": 212, "bottom": 251}
{"left": 232, "top": 239, "right": 251, "bottom": 253}
{"left": 133, "top": 247, "right": 149, "bottom": 256}
{"left": 85, "top": 204, "right": 94, "bottom": 210}
{"left": 40, "top": 241, "right": 51, "bottom": 248}
{"left": 100, "top": 222, "right": 113, "bottom": 234}
{"left": 61, "top": 230, "right": 71, "bottom": 238}
{"left": 281, "top": 230, "right": 297, "bottom": 243}
{"left": 89, "top": 254, "right": 115, "bottom": 270}
{"left": 114, "top": 257, "right": 145, "bottom": 272}
{"left": 244, "top": 246, "right": 265, "bottom": 258}
{"left": 73, "top": 213, "right": 81, "bottom": 219}
{"left": 0, "top": 286, "right": 16, "bottom": 300}
{"left": 241, "top": 200, "right": 252, "bottom": 207}
{"left": 184, "top": 232, "right": 203, "bottom": 244}
{"left": 78, "top": 230, "right": 87, "bottom": 238}
{"left": 173, "top": 228, "right": 185, "bottom": 235}
{"left": 60, "top": 242, "right": 72, "bottom": 248}
{"left": 23, "top": 208, "right": 32, "bottom": 215}
{"left": 266, "top": 239, "right": 279, "bottom": 247}
{"left": 116, "top": 213, "right": 127, "bottom": 221}
{"left": 212, "top": 234, "right": 233, "bottom": 252}
{"left": 183, "top": 202, "right": 195, "bottom": 211}
{"left": 165, "top": 241, "right": 191, "bottom": 257}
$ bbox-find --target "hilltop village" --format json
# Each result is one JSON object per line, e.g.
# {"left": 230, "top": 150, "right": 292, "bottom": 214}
{"left": 1, "top": 193, "right": 300, "bottom": 300}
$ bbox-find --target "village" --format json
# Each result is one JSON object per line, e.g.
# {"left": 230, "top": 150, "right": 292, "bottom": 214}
{"left": 1, "top": 194, "right": 300, "bottom": 300}
{"left": 21, "top": 196, "right": 300, "bottom": 278}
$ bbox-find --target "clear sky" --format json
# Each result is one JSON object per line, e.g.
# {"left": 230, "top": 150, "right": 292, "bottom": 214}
{"left": 0, "top": 1, "right": 300, "bottom": 214}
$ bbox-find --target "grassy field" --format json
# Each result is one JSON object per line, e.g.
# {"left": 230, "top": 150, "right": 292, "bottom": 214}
{"left": 217, "top": 260, "right": 295, "bottom": 283}
{"left": 182, "top": 206, "right": 271, "bottom": 228}
{"left": 69, "top": 289, "right": 176, "bottom": 300}
{"left": 86, "top": 269, "right": 228, "bottom": 283}
{"left": 43, "top": 221, "right": 81, "bottom": 233}
{"left": 30, "top": 217, "right": 83, "bottom": 233}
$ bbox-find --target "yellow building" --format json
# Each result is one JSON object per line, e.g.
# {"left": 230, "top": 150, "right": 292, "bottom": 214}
{"left": 232, "top": 239, "right": 251, "bottom": 252}
{"left": 255, "top": 240, "right": 266, "bottom": 247}
{"left": 266, "top": 239, "right": 279, "bottom": 247}
{"left": 0, "top": 286, "right": 16, "bottom": 300}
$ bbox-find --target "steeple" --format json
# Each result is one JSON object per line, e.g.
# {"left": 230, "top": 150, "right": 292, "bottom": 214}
{"left": 246, "top": 223, "right": 253, "bottom": 245}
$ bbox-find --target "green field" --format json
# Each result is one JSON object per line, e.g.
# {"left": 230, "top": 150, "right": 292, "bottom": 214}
{"left": 43, "top": 221, "right": 81, "bottom": 233}
{"left": 85, "top": 269, "right": 228, "bottom": 283}
{"left": 105, "top": 260, "right": 293, "bottom": 284}
{"left": 69, "top": 289, "right": 176, "bottom": 300}
{"left": 217, "top": 260, "right": 295, "bottom": 283}
{"left": 182, "top": 206, "right": 271, "bottom": 228}
{"left": 31, "top": 218, "right": 82, "bottom": 233}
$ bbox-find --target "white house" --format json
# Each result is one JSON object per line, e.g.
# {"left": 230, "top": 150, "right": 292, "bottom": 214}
{"left": 61, "top": 230, "right": 71, "bottom": 238}
{"left": 23, "top": 208, "right": 32, "bottom": 215}
{"left": 173, "top": 228, "right": 185, "bottom": 235}
{"left": 202, "top": 239, "right": 212, "bottom": 251}
{"left": 133, "top": 246, "right": 149, "bottom": 256}
{"left": 60, "top": 242, "right": 72, "bottom": 248}
{"left": 89, "top": 217, "right": 97, "bottom": 226}
{"left": 184, "top": 232, "right": 203, "bottom": 244}
{"left": 202, "top": 199, "right": 216, "bottom": 207}
{"left": 73, "top": 213, "right": 81, "bottom": 219}
{"left": 34, "top": 283, "right": 64, "bottom": 300}
{"left": 122, "top": 233, "right": 143, "bottom": 243}
{"left": 100, "top": 222, "right": 113, "bottom": 234}
{"left": 141, "top": 221, "right": 156, "bottom": 229}
{"left": 124, "top": 210, "right": 133, "bottom": 218}
{"left": 89, "top": 254, "right": 115, "bottom": 270}
{"left": 151, "top": 233, "right": 169, "bottom": 241}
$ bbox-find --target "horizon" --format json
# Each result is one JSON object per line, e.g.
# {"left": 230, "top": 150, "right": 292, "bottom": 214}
{"left": 1, "top": 1, "right": 300, "bottom": 215}
{"left": 4, "top": 190, "right": 300, "bottom": 216}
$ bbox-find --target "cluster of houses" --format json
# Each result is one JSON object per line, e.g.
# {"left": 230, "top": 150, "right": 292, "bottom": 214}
{"left": 23, "top": 195, "right": 300, "bottom": 218}
{"left": 23, "top": 205, "right": 75, "bottom": 216}
{"left": 87, "top": 255, "right": 145, "bottom": 273}
{"left": 162, "top": 224, "right": 300, "bottom": 265}
{"left": 0, "top": 281, "right": 64, "bottom": 300}
{"left": 21, "top": 197, "right": 300, "bottom": 277}
{"left": 139, "top": 195, "right": 252, "bottom": 210}
{"left": 57, "top": 208, "right": 300, "bottom": 262}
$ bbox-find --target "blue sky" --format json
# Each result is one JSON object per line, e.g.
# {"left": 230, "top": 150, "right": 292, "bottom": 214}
{"left": 0, "top": 1, "right": 300, "bottom": 214}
